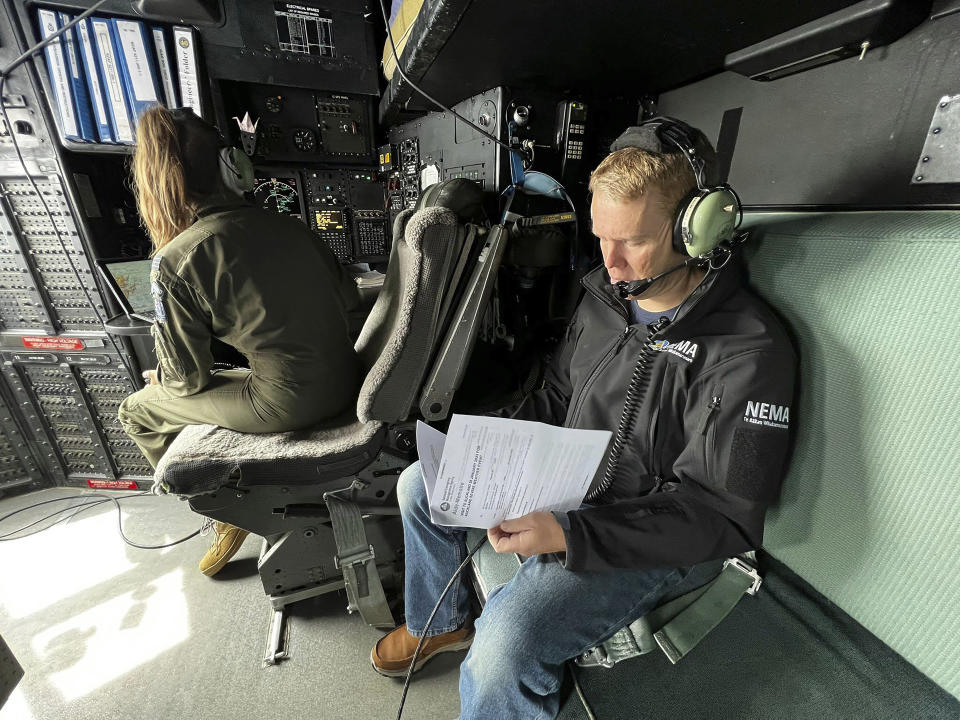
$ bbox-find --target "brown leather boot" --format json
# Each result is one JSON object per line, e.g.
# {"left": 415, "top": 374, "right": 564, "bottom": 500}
{"left": 198, "top": 521, "right": 249, "bottom": 577}
{"left": 371, "top": 623, "right": 473, "bottom": 677}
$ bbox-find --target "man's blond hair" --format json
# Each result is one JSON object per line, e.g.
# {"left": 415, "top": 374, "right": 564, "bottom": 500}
{"left": 588, "top": 147, "right": 697, "bottom": 214}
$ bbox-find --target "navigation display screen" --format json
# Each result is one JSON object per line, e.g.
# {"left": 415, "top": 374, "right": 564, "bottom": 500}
{"left": 253, "top": 176, "right": 302, "bottom": 219}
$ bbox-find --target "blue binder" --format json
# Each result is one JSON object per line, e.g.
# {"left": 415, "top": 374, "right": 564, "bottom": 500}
{"left": 57, "top": 13, "right": 98, "bottom": 142}
{"left": 150, "top": 26, "right": 179, "bottom": 109}
{"left": 75, "top": 17, "right": 115, "bottom": 143}
{"left": 110, "top": 18, "right": 163, "bottom": 129}
{"left": 89, "top": 17, "right": 135, "bottom": 144}
{"left": 36, "top": 8, "right": 82, "bottom": 142}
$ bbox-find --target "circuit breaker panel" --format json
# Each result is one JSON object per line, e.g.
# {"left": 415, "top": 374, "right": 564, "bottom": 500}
{"left": 0, "top": 172, "right": 148, "bottom": 490}
{"left": 1, "top": 347, "right": 151, "bottom": 487}
{"left": 0, "top": 3, "right": 148, "bottom": 492}
{"left": 0, "top": 177, "right": 106, "bottom": 334}
{"left": 0, "top": 382, "right": 44, "bottom": 497}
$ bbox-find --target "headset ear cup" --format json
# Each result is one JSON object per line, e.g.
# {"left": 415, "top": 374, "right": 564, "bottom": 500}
{"left": 219, "top": 147, "right": 255, "bottom": 195}
{"left": 233, "top": 149, "right": 255, "bottom": 192}
{"left": 681, "top": 187, "right": 740, "bottom": 257}
{"left": 672, "top": 188, "right": 699, "bottom": 256}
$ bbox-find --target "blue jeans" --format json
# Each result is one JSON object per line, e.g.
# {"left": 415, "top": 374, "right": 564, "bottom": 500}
{"left": 397, "top": 461, "right": 720, "bottom": 720}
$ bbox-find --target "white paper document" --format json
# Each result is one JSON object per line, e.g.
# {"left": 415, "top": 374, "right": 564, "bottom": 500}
{"left": 416, "top": 416, "right": 612, "bottom": 529}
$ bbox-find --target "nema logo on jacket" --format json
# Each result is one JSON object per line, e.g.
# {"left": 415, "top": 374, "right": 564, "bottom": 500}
{"left": 743, "top": 401, "right": 790, "bottom": 429}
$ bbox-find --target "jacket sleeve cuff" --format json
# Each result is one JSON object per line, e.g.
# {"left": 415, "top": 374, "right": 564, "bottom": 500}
{"left": 552, "top": 510, "right": 575, "bottom": 569}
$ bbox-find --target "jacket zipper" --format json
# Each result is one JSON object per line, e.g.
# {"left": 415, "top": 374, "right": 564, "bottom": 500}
{"left": 698, "top": 384, "right": 724, "bottom": 487}
{"left": 568, "top": 325, "right": 635, "bottom": 425}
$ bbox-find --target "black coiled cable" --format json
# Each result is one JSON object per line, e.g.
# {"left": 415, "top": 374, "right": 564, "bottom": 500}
{"left": 586, "top": 317, "right": 670, "bottom": 502}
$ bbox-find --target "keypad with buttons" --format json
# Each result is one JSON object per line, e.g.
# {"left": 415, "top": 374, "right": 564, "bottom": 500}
{"left": 317, "top": 230, "right": 353, "bottom": 262}
{"left": 357, "top": 220, "right": 388, "bottom": 256}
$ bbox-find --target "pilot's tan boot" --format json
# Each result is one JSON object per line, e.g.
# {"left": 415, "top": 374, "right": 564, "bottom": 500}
{"left": 198, "top": 521, "right": 249, "bottom": 577}
{"left": 371, "top": 623, "right": 473, "bottom": 677}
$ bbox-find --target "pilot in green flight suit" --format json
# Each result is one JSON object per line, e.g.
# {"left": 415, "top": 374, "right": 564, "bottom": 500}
{"left": 118, "top": 106, "right": 361, "bottom": 576}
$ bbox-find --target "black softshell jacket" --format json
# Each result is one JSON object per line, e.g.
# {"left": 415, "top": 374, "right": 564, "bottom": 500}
{"left": 505, "top": 257, "right": 797, "bottom": 572}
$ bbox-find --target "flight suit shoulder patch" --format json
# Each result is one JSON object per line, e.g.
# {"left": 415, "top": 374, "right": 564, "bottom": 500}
{"left": 150, "top": 259, "right": 168, "bottom": 324}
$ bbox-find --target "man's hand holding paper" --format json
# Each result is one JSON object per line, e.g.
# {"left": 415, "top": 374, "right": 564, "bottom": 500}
{"left": 416, "top": 415, "right": 611, "bottom": 534}
{"left": 487, "top": 512, "right": 567, "bottom": 555}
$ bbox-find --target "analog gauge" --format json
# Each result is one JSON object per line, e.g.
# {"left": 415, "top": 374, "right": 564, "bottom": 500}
{"left": 292, "top": 128, "right": 316, "bottom": 152}
{"left": 253, "top": 178, "right": 301, "bottom": 216}
{"left": 265, "top": 95, "right": 283, "bottom": 113}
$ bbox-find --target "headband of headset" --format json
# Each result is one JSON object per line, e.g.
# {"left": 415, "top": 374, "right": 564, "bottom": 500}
{"left": 609, "top": 117, "right": 740, "bottom": 257}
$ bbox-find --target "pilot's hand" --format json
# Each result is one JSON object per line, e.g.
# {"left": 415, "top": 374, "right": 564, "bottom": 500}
{"left": 487, "top": 512, "right": 567, "bottom": 556}
{"left": 142, "top": 369, "right": 159, "bottom": 386}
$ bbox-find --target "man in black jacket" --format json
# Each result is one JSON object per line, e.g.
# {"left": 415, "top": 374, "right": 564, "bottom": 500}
{"left": 371, "top": 120, "right": 798, "bottom": 720}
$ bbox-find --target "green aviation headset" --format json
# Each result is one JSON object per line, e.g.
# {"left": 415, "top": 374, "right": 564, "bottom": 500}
{"left": 217, "top": 144, "right": 255, "bottom": 196}
{"left": 611, "top": 117, "right": 742, "bottom": 258}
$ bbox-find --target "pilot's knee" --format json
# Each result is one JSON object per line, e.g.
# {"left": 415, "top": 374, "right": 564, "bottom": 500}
{"left": 463, "top": 617, "right": 538, "bottom": 691}
{"left": 118, "top": 389, "right": 155, "bottom": 434}
{"left": 117, "top": 394, "right": 140, "bottom": 430}
{"left": 396, "top": 461, "right": 427, "bottom": 516}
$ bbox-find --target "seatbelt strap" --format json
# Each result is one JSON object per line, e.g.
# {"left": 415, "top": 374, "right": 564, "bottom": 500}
{"left": 324, "top": 494, "right": 395, "bottom": 629}
{"left": 579, "top": 566, "right": 719, "bottom": 668}
{"left": 653, "top": 557, "right": 761, "bottom": 664}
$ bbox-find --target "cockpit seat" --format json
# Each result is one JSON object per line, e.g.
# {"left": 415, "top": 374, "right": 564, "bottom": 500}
{"left": 151, "top": 179, "right": 490, "bottom": 662}
{"left": 154, "top": 416, "right": 383, "bottom": 499}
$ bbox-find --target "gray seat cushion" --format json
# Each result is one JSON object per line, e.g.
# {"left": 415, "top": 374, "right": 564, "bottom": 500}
{"left": 155, "top": 416, "right": 384, "bottom": 496}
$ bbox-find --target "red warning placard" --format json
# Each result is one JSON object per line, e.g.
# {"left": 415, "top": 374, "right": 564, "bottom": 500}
{"left": 87, "top": 479, "right": 140, "bottom": 490}
{"left": 22, "top": 336, "right": 85, "bottom": 351}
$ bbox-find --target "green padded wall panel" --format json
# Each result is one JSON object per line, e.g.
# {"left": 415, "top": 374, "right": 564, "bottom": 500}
{"left": 742, "top": 211, "right": 960, "bottom": 700}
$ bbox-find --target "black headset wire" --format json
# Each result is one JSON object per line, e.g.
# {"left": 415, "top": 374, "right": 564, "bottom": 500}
{"left": 0, "top": 492, "right": 203, "bottom": 548}
{"left": 0, "top": 0, "right": 138, "bottom": 383}
{"left": 396, "top": 533, "right": 488, "bottom": 720}
{"left": 375, "top": 0, "right": 526, "bottom": 161}
{"left": 569, "top": 661, "right": 598, "bottom": 720}
{"left": 586, "top": 317, "right": 670, "bottom": 503}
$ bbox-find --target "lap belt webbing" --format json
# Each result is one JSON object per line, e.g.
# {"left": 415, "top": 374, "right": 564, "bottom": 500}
{"left": 324, "top": 493, "right": 395, "bottom": 629}
{"left": 578, "top": 557, "right": 761, "bottom": 668}
{"left": 653, "top": 558, "right": 761, "bottom": 664}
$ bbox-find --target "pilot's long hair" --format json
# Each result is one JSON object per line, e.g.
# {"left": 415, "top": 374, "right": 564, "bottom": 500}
{"left": 131, "top": 106, "right": 219, "bottom": 253}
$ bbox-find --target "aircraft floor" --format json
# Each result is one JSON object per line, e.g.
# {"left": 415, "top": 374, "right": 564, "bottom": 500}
{"left": 0, "top": 488, "right": 464, "bottom": 720}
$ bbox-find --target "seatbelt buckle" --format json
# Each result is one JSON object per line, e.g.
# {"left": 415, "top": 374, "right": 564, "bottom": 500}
{"left": 723, "top": 556, "right": 763, "bottom": 595}
{"left": 576, "top": 645, "right": 616, "bottom": 669}
{"left": 335, "top": 544, "right": 376, "bottom": 570}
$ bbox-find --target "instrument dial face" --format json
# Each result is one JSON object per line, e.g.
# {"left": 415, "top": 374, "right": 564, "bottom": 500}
{"left": 265, "top": 95, "right": 283, "bottom": 113}
{"left": 293, "top": 128, "right": 316, "bottom": 152}
{"left": 253, "top": 178, "right": 301, "bottom": 216}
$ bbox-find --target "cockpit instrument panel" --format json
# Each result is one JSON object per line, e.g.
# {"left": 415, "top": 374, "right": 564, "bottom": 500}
{"left": 253, "top": 176, "right": 303, "bottom": 220}
{"left": 220, "top": 82, "right": 374, "bottom": 164}
{"left": 253, "top": 168, "right": 387, "bottom": 264}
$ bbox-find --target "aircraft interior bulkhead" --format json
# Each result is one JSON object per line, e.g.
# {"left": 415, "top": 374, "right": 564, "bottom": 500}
{"left": 0, "top": 1, "right": 957, "bottom": 718}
